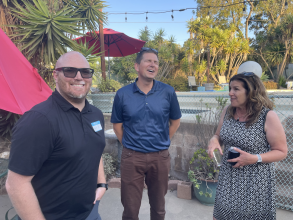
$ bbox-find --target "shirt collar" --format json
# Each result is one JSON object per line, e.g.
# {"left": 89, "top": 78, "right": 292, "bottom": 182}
{"left": 132, "top": 78, "right": 160, "bottom": 94}
{"left": 52, "top": 90, "right": 91, "bottom": 113}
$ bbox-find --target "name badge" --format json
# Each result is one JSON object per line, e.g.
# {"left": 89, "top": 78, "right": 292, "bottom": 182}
{"left": 91, "top": 121, "right": 102, "bottom": 132}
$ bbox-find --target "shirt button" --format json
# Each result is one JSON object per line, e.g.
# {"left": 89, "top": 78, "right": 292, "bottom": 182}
{"left": 146, "top": 103, "right": 148, "bottom": 104}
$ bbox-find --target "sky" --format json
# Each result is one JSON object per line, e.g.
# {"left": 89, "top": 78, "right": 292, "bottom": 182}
{"left": 103, "top": 0, "right": 198, "bottom": 46}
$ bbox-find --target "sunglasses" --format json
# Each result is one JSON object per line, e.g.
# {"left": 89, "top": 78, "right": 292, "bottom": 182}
{"left": 239, "top": 72, "right": 255, "bottom": 77}
{"left": 55, "top": 67, "right": 94, "bottom": 78}
{"left": 140, "top": 47, "right": 158, "bottom": 55}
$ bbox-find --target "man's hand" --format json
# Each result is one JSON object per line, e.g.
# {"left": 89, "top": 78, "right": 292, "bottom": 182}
{"left": 94, "top": 158, "right": 107, "bottom": 204}
{"left": 93, "top": 187, "right": 106, "bottom": 204}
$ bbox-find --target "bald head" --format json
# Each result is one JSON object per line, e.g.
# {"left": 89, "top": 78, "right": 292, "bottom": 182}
{"left": 55, "top": 51, "right": 90, "bottom": 69}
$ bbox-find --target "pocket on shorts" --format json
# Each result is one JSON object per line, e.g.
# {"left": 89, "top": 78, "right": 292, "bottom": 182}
{"left": 159, "top": 149, "right": 170, "bottom": 158}
{"left": 121, "top": 147, "right": 133, "bottom": 159}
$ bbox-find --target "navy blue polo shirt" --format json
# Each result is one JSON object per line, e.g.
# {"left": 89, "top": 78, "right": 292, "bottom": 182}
{"left": 111, "top": 79, "right": 181, "bottom": 153}
{"left": 9, "top": 90, "right": 105, "bottom": 220}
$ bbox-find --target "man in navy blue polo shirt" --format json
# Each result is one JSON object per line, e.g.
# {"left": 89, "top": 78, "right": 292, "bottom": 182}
{"left": 111, "top": 48, "right": 181, "bottom": 220}
{"left": 6, "top": 52, "right": 107, "bottom": 220}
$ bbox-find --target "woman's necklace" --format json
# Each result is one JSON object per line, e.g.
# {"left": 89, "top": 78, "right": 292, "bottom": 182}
{"left": 235, "top": 111, "right": 248, "bottom": 121}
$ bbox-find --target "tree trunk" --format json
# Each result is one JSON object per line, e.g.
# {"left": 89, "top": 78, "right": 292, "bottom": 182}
{"left": 254, "top": 51, "right": 275, "bottom": 81}
{"left": 99, "top": 9, "right": 106, "bottom": 80}
{"left": 278, "top": 43, "right": 290, "bottom": 81}
{"left": 207, "top": 50, "right": 210, "bottom": 83}
{"left": 245, "top": 3, "right": 254, "bottom": 40}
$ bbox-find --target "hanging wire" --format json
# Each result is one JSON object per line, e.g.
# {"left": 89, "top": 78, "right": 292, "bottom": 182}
{"left": 171, "top": 10, "right": 174, "bottom": 21}
{"left": 146, "top": 12, "right": 148, "bottom": 22}
{"left": 125, "top": 12, "right": 127, "bottom": 22}
{"left": 107, "top": 0, "right": 267, "bottom": 15}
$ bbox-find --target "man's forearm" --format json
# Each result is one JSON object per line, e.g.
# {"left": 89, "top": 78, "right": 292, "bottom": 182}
{"left": 113, "top": 123, "right": 123, "bottom": 144}
{"left": 6, "top": 175, "right": 45, "bottom": 220}
{"left": 98, "top": 158, "right": 106, "bottom": 184}
{"left": 169, "top": 119, "right": 180, "bottom": 139}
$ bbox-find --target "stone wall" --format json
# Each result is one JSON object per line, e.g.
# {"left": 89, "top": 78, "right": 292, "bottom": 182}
{"left": 102, "top": 114, "right": 201, "bottom": 181}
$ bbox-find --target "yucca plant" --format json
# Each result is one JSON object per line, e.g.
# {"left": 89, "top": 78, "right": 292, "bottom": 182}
{"left": 66, "top": 0, "right": 107, "bottom": 35}
{"left": 10, "top": 0, "right": 84, "bottom": 64}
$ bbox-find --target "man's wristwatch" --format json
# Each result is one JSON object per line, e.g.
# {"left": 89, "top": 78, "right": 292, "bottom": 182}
{"left": 97, "top": 183, "right": 108, "bottom": 190}
{"left": 256, "top": 154, "right": 262, "bottom": 163}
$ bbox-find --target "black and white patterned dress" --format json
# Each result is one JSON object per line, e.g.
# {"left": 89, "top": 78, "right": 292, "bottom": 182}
{"left": 213, "top": 107, "right": 276, "bottom": 220}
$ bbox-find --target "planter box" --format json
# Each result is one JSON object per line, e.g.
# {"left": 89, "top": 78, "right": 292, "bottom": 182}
{"left": 197, "top": 86, "right": 205, "bottom": 91}
{"left": 203, "top": 83, "right": 214, "bottom": 91}
{"left": 177, "top": 181, "right": 192, "bottom": 200}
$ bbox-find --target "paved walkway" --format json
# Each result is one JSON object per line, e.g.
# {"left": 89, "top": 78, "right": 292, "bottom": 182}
{"left": 1, "top": 189, "right": 293, "bottom": 220}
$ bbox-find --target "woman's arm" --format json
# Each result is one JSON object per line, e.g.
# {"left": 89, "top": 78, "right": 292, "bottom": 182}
{"left": 231, "top": 110, "right": 288, "bottom": 167}
{"left": 207, "top": 105, "right": 229, "bottom": 158}
{"left": 262, "top": 110, "right": 288, "bottom": 162}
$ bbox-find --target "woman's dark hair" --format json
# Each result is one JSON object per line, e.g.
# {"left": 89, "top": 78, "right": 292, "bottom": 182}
{"left": 226, "top": 73, "right": 274, "bottom": 127}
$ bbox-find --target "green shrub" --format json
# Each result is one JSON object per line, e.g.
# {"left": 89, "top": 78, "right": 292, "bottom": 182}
{"left": 98, "top": 79, "right": 121, "bottom": 92}
{"left": 162, "top": 76, "right": 189, "bottom": 91}
{"left": 102, "top": 153, "right": 116, "bottom": 180}
{"left": 0, "top": 110, "right": 20, "bottom": 139}
{"left": 263, "top": 81, "right": 278, "bottom": 90}
{"left": 278, "top": 76, "right": 287, "bottom": 88}
{"left": 260, "top": 72, "right": 269, "bottom": 82}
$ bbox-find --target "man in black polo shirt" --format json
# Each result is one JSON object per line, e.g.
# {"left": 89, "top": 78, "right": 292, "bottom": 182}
{"left": 111, "top": 48, "right": 181, "bottom": 220}
{"left": 6, "top": 51, "right": 107, "bottom": 220}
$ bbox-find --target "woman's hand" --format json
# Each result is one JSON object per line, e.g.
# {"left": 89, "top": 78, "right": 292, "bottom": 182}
{"left": 228, "top": 147, "right": 258, "bottom": 168}
{"left": 208, "top": 135, "right": 223, "bottom": 159}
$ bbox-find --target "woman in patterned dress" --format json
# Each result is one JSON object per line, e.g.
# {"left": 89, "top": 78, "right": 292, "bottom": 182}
{"left": 208, "top": 73, "right": 287, "bottom": 220}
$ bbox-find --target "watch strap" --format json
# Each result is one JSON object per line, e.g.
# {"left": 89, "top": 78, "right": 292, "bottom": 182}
{"left": 256, "top": 154, "right": 262, "bottom": 163}
{"left": 97, "top": 183, "right": 108, "bottom": 190}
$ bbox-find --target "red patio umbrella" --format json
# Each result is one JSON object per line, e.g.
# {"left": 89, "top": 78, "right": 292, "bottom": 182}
{"left": 74, "top": 28, "right": 145, "bottom": 75}
{"left": 0, "top": 28, "right": 52, "bottom": 115}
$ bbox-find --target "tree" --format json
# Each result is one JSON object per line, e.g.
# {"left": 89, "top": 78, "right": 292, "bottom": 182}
{"left": 255, "top": 0, "right": 293, "bottom": 28}
{"left": 195, "top": 0, "right": 254, "bottom": 40}
{"left": 268, "top": 14, "right": 293, "bottom": 81}
{"left": 111, "top": 27, "right": 184, "bottom": 83}
{"left": 186, "top": 17, "right": 249, "bottom": 84}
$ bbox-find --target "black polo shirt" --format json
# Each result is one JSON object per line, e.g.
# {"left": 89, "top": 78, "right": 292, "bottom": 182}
{"left": 9, "top": 90, "right": 105, "bottom": 220}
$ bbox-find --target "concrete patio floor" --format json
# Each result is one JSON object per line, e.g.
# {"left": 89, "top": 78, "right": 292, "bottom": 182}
{"left": 1, "top": 188, "right": 293, "bottom": 220}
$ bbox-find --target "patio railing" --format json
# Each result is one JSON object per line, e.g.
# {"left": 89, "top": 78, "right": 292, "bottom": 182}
{"left": 88, "top": 92, "right": 293, "bottom": 211}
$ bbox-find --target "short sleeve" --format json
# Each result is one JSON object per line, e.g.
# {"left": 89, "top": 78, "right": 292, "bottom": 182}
{"left": 111, "top": 92, "right": 123, "bottom": 123}
{"left": 169, "top": 91, "right": 182, "bottom": 120}
{"left": 8, "top": 111, "right": 54, "bottom": 176}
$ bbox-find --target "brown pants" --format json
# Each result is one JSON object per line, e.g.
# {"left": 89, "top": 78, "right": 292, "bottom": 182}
{"left": 120, "top": 147, "right": 170, "bottom": 220}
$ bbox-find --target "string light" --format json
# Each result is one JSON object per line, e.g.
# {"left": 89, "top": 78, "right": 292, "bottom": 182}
{"left": 107, "top": 1, "right": 266, "bottom": 16}
{"left": 106, "top": 0, "right": 270, "bottom": 22}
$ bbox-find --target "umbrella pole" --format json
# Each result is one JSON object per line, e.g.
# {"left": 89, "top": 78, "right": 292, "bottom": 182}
{"left": 108, "top": 49, "right": 110, "bottom": 79}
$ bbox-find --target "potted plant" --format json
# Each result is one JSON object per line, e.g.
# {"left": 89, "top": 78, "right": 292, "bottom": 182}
{"left": 188, "top": 97, "right": 228, "bottom": 206}
{"left": 188, "top": 148, "right": 219, "bottom": 206}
